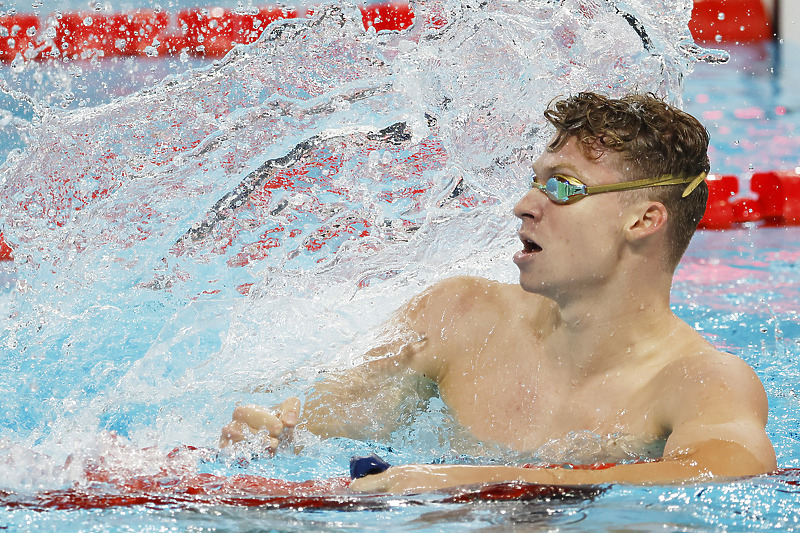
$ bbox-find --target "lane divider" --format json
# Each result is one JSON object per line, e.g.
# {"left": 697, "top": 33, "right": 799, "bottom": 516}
{"left": 0, "top": 3, "right": 416, "bottom": 62}
{"left": 689, "top": 0, "right": 772, "bottom": 43}
{"left": 701, "top": 170, "right": 800, "bottom": 229}
{"left": 0, "top": 0, "right": 773, "bottom": 63}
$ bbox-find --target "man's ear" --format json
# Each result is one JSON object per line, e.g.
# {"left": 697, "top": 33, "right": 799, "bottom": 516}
{"left": 624, "top": 201, "right": 668, "bottom": 243}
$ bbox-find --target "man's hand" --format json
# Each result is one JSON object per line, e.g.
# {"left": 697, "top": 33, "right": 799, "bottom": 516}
{"left": 219, "top": 397, "right": 301, "bottom": 453}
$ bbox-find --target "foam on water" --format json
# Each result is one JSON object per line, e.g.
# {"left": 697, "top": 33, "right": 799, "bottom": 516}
{"left": 0, "top": 0, "right": 724, "bottom": 493}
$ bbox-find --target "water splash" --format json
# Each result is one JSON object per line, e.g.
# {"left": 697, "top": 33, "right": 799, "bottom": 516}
{"left": 0, "top": 0, "right": 712, "bottom": 488}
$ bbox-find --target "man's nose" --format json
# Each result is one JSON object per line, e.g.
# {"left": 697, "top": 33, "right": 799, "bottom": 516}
{"left": 513, "top": 187, "right": 545, "bottom": 220}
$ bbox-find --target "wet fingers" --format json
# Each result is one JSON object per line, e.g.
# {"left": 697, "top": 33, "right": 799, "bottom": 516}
{"left": 279, "top": 397, "right": 301, "bottom": 428}
{"left": 232, "top": 404, "right": 284, "bottom": 436}
{"left": 219, "top": 421, "right": 249, "bottom": 447}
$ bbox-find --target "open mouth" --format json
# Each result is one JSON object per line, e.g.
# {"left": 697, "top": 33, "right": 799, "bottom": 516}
{"left": 521, "top": 237, "right": 542, "bottom": 253}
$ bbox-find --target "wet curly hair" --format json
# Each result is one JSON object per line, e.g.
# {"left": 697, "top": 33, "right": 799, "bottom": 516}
{"left": 544, "top": 92, "right": 710, "bottom": 269}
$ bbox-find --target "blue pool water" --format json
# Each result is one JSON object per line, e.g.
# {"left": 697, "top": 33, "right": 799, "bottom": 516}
{"left": 1, "top": 1, "right": 800, "bottom": 530}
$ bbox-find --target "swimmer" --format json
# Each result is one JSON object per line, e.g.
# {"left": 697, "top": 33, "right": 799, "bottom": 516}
{"left": 220, "top": 92, "right": 776, "bottom": 493}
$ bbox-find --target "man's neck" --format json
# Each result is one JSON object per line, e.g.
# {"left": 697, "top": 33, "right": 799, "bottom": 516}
{"left": 543, "top": 271, "right": 677, "bottom": 379}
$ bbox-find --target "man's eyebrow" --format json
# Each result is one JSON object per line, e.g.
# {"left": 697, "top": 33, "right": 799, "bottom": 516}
{"left": 534, "top": 161, "right": 587, "bottom": 181}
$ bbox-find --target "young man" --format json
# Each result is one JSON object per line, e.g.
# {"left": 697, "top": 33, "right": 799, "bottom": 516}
{"left": 220, "top": 92, "right": 776, "bottom": 493}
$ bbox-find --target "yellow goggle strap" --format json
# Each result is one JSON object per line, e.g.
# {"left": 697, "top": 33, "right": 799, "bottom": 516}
{"left": 582, "top": 172, "right": 708, "bottom": 198}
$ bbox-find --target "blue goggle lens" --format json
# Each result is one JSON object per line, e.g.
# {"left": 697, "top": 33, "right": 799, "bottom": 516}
{"left": 532, "top": 175, "right": 587, "bottom": 204}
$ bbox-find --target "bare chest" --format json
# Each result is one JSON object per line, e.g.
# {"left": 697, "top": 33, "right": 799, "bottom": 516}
{"left": 437, "top": 347, "right": 664, "bottom": 459}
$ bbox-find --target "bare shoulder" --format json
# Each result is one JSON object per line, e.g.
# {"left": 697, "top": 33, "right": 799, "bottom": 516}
{"left": 668, "top": 344, "right": 765, "bottom": 398}
{"left": 654, "top": 336, "right": 776, "bottom": 473}
{"left": 404, "top": 275, "right": 511, "bottom": 317}
{"left": 659, "top": 342, "right": 769, "bottom": 420}
{"left": 401, "top": 275, "right": 552, "bottom": 323}
{"left": 395, "top": 275, "right": 551, "bottom": 378}
{"left": 420, "top": 274, "right": 509, "bottom": 300}
{"left": 652, "top": 327, "right": 771, "bottom": 460}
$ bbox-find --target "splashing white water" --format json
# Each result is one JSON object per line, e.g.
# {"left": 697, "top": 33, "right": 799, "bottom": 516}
{"left": 0, "top": 0, "right": 723, "bottom": 489}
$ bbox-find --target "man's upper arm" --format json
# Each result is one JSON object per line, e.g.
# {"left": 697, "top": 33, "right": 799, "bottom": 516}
{"left": 660, "top": 353, "right": 776, "bottom": 477}
{"left": 388, "top": 275, "right": 492, "bottom": 382}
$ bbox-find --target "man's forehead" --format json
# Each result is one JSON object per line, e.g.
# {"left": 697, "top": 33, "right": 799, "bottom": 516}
{"left": 538, "top": 137, "right": 619, "bottom": 166}
{"left": 535, "top": 138, "right": 632, "bottom": 183}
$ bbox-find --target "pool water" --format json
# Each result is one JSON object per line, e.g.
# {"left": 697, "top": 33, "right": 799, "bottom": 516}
{"left": 684, "top": 40, "right": 800, "bottom": 178}
{"left": 1, "top": 0, "right": 800, "bottom": 531}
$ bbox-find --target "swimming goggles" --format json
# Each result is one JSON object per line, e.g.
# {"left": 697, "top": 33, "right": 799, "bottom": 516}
{"left": 531, "top": 172, "right": 708, "bottom": 204}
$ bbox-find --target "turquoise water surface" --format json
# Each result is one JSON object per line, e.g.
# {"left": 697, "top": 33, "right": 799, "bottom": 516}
{"left": 1, "top": 1, "right": 799, "bottom": 530}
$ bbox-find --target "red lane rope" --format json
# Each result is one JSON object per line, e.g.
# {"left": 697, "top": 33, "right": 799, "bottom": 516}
{"left": 0, "top": 473, "right": 602, "bottom": 511}
{"left": 0, "top": 0, "right": 773, "bottom": 64}
{"left": 0, "top": 479, "right": 599, "bottom": 511}
{"left": 699, "top": 170, "right": 800, "bottom": 229}
{"left": 689, "top": 0, "right": 773, "bottom": 43}
{"left": 0, "top": 3, "right": 416, "bottom": 62}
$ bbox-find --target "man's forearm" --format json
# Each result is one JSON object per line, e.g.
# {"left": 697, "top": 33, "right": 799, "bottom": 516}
{"left": 348, "top": 461, "right": 712, "bottom": 494}
{"left": 301, "top": 364, "right": 436, "bottom": 441}
{"left": 348, "top": 440, "right": 774, "bottom": 494}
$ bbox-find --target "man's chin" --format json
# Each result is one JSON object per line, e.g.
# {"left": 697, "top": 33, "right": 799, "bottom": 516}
{"left": 518, "top": 278, "right": 550, "bottom": 296}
